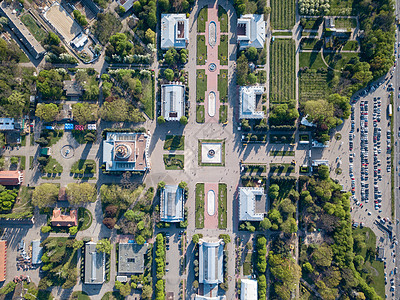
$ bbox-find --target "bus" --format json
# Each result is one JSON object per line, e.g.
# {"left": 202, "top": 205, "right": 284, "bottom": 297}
{"left": 389, "top": 104, "right": 393, "bottom": 117}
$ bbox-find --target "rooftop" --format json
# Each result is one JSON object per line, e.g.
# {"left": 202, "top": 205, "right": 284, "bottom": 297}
{"left": 237, "top": 14, "right": 265, "bottom": 49}
{"left": 161, "top": 83, "right": 185, "bottom": 121}
{"left": 160, "top": 185, "right": 184, "bottom": 222}
{"left": 0, "top": 170, "right": 23, "bottom": 186}
{"left": 51, "top": 208, "right": 78, "bottom": 227}
{"left": 161, "top": 14, "right": 189, "bottom": 49}
{"left": 239, "top": 187, "right": 265, "bottom": 221}
{"left": 84, "top": 242, "right": 105, "bottom": 284}
{"left": 117, "top": 0, "right": 135, "bottom": 11}
{"left": 118, "top": 243, "right": 148, "bottom": 274}
{"left": 0, "top": 3, "right": 45, "bottom": 59}
{"left": 240, "top": 279, "right": 258, "bottom": 300}
{"left": 63, "top": 80, "right": 83, "bottom": 97}
{"left": 31, "top": 240, "right": 43, "bottom": 265}
{"left": 0, "top": 118, "right": 15, "bottom": 131}
{"left": 103, "top": 132, "right": 151, "bottom": 172}
{"left": 199, "top": 237, "right": 224, "bottom": 285}
{"left": 239, "top": 86, "right": 265, "bottom": 119}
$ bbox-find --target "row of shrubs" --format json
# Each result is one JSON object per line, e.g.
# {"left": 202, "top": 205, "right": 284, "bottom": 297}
{"left": 155, "top": 233, "right": 165, "bottom": 300}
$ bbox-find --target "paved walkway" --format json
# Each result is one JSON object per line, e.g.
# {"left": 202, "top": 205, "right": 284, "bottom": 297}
{"left": 204, "top": 182, "right": 219, "bottom": 229}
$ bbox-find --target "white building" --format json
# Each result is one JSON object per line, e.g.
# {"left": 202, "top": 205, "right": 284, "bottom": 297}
{"left": 161, "top": 14, "right": 189, "bottom": 49}
{"left": 103, "top": 132, "right": 151, "bottom": 172}
{"left": 84, "top": 242, "right": 105, "bottom": 284}
{"left": 71, "top": 32, "right": 88, "bottom": 49}
{"left": 117, "top": 0, "right": 135, "bottom": 11}
{"left": 239, "top": 187, "right": 265, "bottom": 221}
{"left": 241, "top": 279, "right": 258, "bottom": 300}
{"left": 160, "top": 185, "right": 184, "bottom": 222}
{"left": 199, "top": 238, "right": 224, "bottom": 285}
{"left": 237, "top": 14, "right": 265, "bottom": 50}
{"left": 161, "top": 83, "right": 185, "bottom": 121}
{"left": 239, "top": 86, "right": 265, "bottom": 119}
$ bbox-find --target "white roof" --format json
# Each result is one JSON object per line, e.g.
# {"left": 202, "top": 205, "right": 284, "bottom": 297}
{"left": 241, "top": 279, "right": 258, "bottom": 300}
{"left": 199, "top": 238, "right": 224, "bottom": 284}
{"left": 161, "top": 83, "right": 185, "bottom": 121}
{"left": 117, "top": 0, "right": 135, "bottom": 11}
{"left": 0, "top": 118, "right": 15, "bottom": 130}
{"left": 301, "top": 115, "right": 316, "bottom": 127}
{"left": 71, "top": 32, "right": 88, "bottom": 49}
{"left": 239, "top": 187, "right": 265, "bottom": 221}
{"left": 161, "top": 14, "right": 189, "bottom": 49}
{"left": 195, "top": 296, "right": 226, "bottom": 300}
{"left": 160, "top": 185, "right": 184, "bottom": 222}
{"left": 237, "top": 14, "right": 265, "bottom": 49}
{"left": 239, "top": 86, "right": 265, "bottom": 119}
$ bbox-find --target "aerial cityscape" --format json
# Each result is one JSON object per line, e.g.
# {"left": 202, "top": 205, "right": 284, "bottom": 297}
{"left": 0, "top": 0, "right": 395, "bottom": 299}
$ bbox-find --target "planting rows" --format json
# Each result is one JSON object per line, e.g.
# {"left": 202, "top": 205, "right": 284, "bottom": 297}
{"left": 269, "top": 39, "right": 296, "bottom": 103}
{"left": 299, "top": 70, "right": 332, "bottom": 102}
{"left": 270, "top": 0, "right": 296, "bottom": 30}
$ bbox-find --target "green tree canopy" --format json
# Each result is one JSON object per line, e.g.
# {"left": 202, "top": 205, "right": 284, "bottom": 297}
{"left": 32, "top": 183, "right": 59, "bottom": 208}
{"left": 66, "top": 183, "right": 97, "bottom": 205}
{"left": 96, "top": 239, "right": 112, "bottom": 254}
{"left": 35, "top": 103, "right": 59, "bottom": 122}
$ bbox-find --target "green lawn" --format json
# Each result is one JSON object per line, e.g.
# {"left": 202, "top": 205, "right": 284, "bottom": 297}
{"left": 218, "top": 69, "right": 228, "bottom": 102}
{"left": 195, "top": 183, "right": 205, "bottom": 228}
{"left": 17, "top": 156, "right": 26, "bottom": 171}
{"left": 197, "top": 6, "right": 208, "bottom": 32}
{"left": 140, "top": 75, "right": 154, "bottom": 119}
{"left": 269, "top": 150, "right": 295, "bottom": 156}
{"left": 218, "top": 34, "right": 228, "bottom": 65}
{"left": 270, "top": 133, "right": 295, "bottom": 144}
{"left": 218, "top": 6, "right": 228, "bottom": 33}
{"left": 196, "top": 69, "right": 207, "bottom": 102}
{"left": 20, "top": 13, "right": 47, "bottom": 42}
{"left": 219, "top": 105, "right": 228, "bottom": 123}
{"left": 164, "top": 135, "right": 185, "bottom": 150}
{"left": 43, "top": 156, "right": 63, "bottom": 174}
{"left": 324, "top": 51, "right": 359, "bottom": 70}
{"left": 70, "top": 291, "right": 90, "bottom": 300}
{"left": 70, "top": 159, "right": 96, "bottom": 174}
{"left": 0, "top": 186, "right": 33, "bottom": 219}
{"left": 270, "top": 39, "right": 296, "bottom": 103}
{"left": 196, "top": 105, "right": 205, "bottom": 123}
{"left": 299, "top": 69, "right": 332, "bottom": 102}
{"left": 353, "top": 227, "right": 385, "bottom": 299}
{"left": 163, "top": 154, "right": 184, "bottom": 170}
{"left": 197, "top": 35, "right": 207, "bottom": 65}
{"left": 257, "top": 70, "right": 267, "bottom": 84}
{"left": 29, "top": 156, "right": 34, "bottom": 169}
{"left": 342, "top": 40, "right": 359, "bottom": 51}
{"left": 102, "top": 292, "right": 124, "bottom": 300}
{"left": 218, "top": 183, "right": 227, "bottom": 229}
{"left": 299, "top": 51, "right": 326, "bottom": 69}
{"left": 270, "top": 0, "right": 296, "bottom": 29}
{"left": 335, "top": 17, "right": 357, "bottom": 28}
{"left": 21, "top": 135, "right": 26, "bottom": 146}
{"left": 300, "top": 17, "right": 323, "bottom": 30}
{"left": 272, "top": 31, "right": 292, "bottom": 36}
{"left": 300, "top": 38, "right": 323, "bottom": 50}
{"left": 72, "top": 130, "right": 96, "bottom": 144}
{"left": 78, "top": 207, "right": 92, "bottom": 231}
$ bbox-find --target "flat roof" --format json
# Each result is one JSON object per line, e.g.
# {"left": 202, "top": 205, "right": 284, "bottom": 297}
{"left": 32, "top": 240, "right": 43, "bottom": 265}
{"left": 160, "top": 185, "right": 184, "bottom": 222}
{"left": 84, "top": 242, "right": 105, "bottom": 284}
{"left": 239, "top": 86, "right": 265, "bottom": 119}
{"left": 239, "top": 187, "right": 265, "bottom": 221}
{"left": 0, "top": 3, "right": 45, "bottom": 58}
{"left": 241, "top": 279, "right": 258, "bottom": 300}
{"left": 199, "top": 238, "right": 224, "bottom": 285}
{"left": 161, "top": 14, "right": 189, "bottom": 49}
{"left": 161, "top": 83, "right": 185, "bottom": 121}
{"left": 0, "top": 240, "right": 6, "bottom": 281}
{"left": 118, "top": 243, "right": 148, "bottom": 274}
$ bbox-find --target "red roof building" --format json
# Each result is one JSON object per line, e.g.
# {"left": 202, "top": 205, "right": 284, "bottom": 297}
{"left": 0, "top": 240, "right": 7, "bottom": 281}
{"left": 0, "top": 171, "right": 23, "bottom": 186}
{"left": 51, "top": 208, "right": 78, "bottom": 227}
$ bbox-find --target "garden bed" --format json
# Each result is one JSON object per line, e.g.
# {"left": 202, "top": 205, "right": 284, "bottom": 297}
{"left": 196, "top": 105, "right": 205, "bottom": 123}
{"left": 270, "top": 133, "right": 295, "bottom": 144}
{"left": 269, "top": 150, "right": 295, "bottom": 156}
{"left": 195, "top": 183, "right": 205, "bottom": 228}
{"left": 70, "top": 159, "right": 96, "bottom": 175}
{"left": 163, "top": 154, "right": 184, "bottom": 170}
{"left": 218, "top": 35, "right": 228, "bottom": 65}
{"left": 196, "top": 69, "right": 207, "bottom": 102}
{"left": 164, "top": 135, "right": 185, "bottom": 150}
{"left": 197, "top": 35, "right": 207, "bottom": 65}
{"left": 219, "top": 105, "right": 228, "bottom": 123}
{"left": 270, "top": 163, "right": 295, "bottom": 174}
{"left": 218, "top": 183, "right": 227, "bottom": 229}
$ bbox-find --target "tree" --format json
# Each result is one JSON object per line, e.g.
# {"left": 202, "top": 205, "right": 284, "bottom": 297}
{"left": 10, "top": 156, "right": 18, "bottom": 165}
{"left": 99, "top": 98, "right": 144, "bottom": 123}
{"left": 280, "top": 217, "right": 298, "bottom": 234}
{"left": 66, "top": 183, "right": 97, "bottom": 205}
{"left": 303, "top": 262, "right": 313, "bottom": 273}
{"left": 318, "top": 165, "right": 330, "bottom": 180}
{"left": 41, "top": 225, "right": 52, "bottom": 233}
{"left": 6, "top": 91, "right": 25, "bottom": 117}
{"left": 157, "top": 116, "right": 166, "bottom": 124}
{"left": 163, "top": 68, "right": 174, "bottom": 81}
{"left": 312, "top": 244, "right": 333, "bottom": 267}
{"left": 260, "top": 217, "right": 272, "bottom": 230}
{"left": 69, "top": 226, "right": 78, "bottom": 235}
{"left": 108, "top": 33, "right": 133, "bottom": 56}
{"left": 73, "top": 10, "right": 88, "bottom": 26}
{"left": 178, "top": 181, "right": 187, "bottom": 190}
{"left": 45, "top": 32, "right": 60, "bottom": 46}
{"left": 72, "top": 103, "right": 98, "bottom": 124}
{"left": 158, "top": 181, "right": 166, "bottom": 189}
{"left": 192, "top": 234, "right": 200, "bottom": 244}
{"left": 118, "top": 5, "right": 126, "bottom": 15}
{"left": 268, "top": 184, "right": 280, "bottom": 200}
{"left": 179, "top": 116, "right": 188, "bottom": 125}
{"left": 164, "top": 48, "right": 178, "bottom": 65}
{"left": 0, "top": 281, "right": 16, "bottom": 295}
{"left": 145, "top": 28, "right": 156, "bottom": 44}
{"left": 279, "top": 198, "right": 296, "bottom": 214}
{"left": 236, "top": 54, "right": 249, "bottom": 86}
{"left": 247, "top": 73, "right": 257, "bottom": 84}
{"left": 103, "top": 218, "right": 116, "bottom": 229}
{"left": 32, "top": 183, "right": 59, "bottom": 208}
{"left": 158, "top": 0, "right": 170, "bottom": 11}
{"left": 96, "top": 239, "right": 112, "bottom": 254}
{"left": 116, "top": 281, "right": 131, "bottom": 297}
{"left": 142, "top": 285, "right": 153, "bottom": 299}
{"left": 73, "top": 240, "right": 84, "bottom": 250}
{"left": 35, "top": 103, "right": 59, "bottom": 122}
{"left": 246, "top": 47, "right": 258, "bottom": 61}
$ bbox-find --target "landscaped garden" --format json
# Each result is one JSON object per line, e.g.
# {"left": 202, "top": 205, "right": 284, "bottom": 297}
{"left": 218, "top": 69, "right": 228, "bottom": 102}
{"left": 270, "top": 0, "right": 296, "bottom": 30}
{"left": 218, "top": 6, "right": 228, "bottom": 32}
{"left": 218, "top": 35, "right": 228, "bottom": 65}
{"left": 197, "top": 35, "right": 207, "bottom": 65}
{"left": 218, "top": 183, "right": 227, "bottom": 229}
{"left": 219, "top": 105, "right": 228, "bottom": 123}
{"left": 195, "top": 183, "right": 205, "bottom": 229}
{"left": 299, "top": 51, "right": 326, "bottom": 69}
{"left": 196, "top": 69, "right": 207, "bottom": 103}
{"left": 269, "top": 39, "right": 296, "bottom": 103}
{"left": 70, "top": 159, "right": 96, "bottom": 175}
{"left": 196, "top": 105, "right": 205, "bottom": 123}
{"left": 270, "top": 133, "right": 295, "bottom": 144}
{"left": 164, "top": 135, "right": 185, "bottom": 150}
{"left": 269, "top": 163, "right": 295, "bottom": 174}
{"left": 163, "top": 154, "right": 184, "bottom": 170}
{"left": 300, "top": 38, "right": 323, "bottom": 50}
{"left": 197, "top": 6, "right": 208, "bottom": 32}
{"left": 299, "top": 69, "right": 333, "bottom": 102}
{"left": 39, "top": 156, "right": 63, "bottom": 175}
{"left": 269, "top": 150, "right": 295, "bottom": 156}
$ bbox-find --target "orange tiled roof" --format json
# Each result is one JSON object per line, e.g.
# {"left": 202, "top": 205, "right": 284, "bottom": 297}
{"left": 51, "top": 208, "right": 78, "bottom": 227}
{"left": 0, "top": 240, "right": 7, "bottom": 281}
